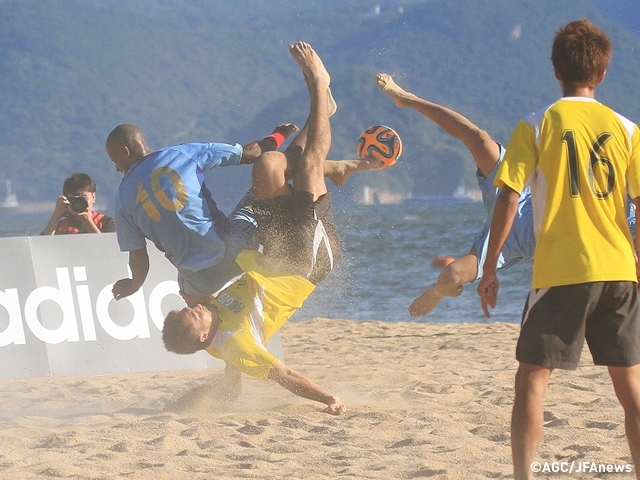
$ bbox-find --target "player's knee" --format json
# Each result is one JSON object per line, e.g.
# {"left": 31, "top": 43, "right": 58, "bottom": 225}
{"left": 610, "top": 366, "right": 640, "bottom": 409}
{"left": 254, "top": 151, "right": 287, "bottom": 174}
{"left": 439, "top": 261, "right": 467, "bottom": 286}
{"left": 253, "top": 151, "right": 288, "bottom": 187}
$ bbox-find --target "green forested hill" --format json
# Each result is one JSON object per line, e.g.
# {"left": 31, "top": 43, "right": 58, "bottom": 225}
{"left": 1, "top": 0, "right": 639, "bottom": 212}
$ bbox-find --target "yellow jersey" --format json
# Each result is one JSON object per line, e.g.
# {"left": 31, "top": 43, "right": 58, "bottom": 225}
{"left": 205, "top": 249, "right": 315, "bottom": 380}
{"left": 497, "top": 97, "right": 640, "bottom": 288}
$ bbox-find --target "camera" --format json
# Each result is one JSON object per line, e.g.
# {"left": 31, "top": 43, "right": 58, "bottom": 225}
{"left": 68, "top": 194, "right": 89, "bottom": 213}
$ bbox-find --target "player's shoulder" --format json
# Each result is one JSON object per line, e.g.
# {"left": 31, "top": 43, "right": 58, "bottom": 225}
{"left": 152, "top": 143, "right": 194, "bottom": 161}
{"left": 609, "top": 108, "right": 639, "bottom": 137}
{"left": 587, "top": 101, "right": 640, "bottom": 140}
{"left": 521, "top": 102, "right": 557, "bottom": 128}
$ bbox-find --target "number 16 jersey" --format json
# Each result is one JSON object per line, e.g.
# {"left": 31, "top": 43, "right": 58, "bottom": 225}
{"left": 496, "top": 97, "right": 640, "bottom": 289}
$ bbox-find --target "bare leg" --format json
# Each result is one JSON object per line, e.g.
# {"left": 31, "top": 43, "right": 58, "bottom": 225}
{"left": 252, "top": 150, "right": 291, "bottom": 200}
{"left": 409, "top": 250, "right": 479, "bottom": 317}
{"left": 511, "top": 363, "right": 552, "bottom": 480}
{"left": 609, "top": 365, "right": 640, "bottom": 478}
{"left": 289, "top": 42, "right": 331, "bottom": 200}
{"left": 327, "top": 88, "right": 337, "bottom": 117}
{"left": 251, "top": 153, "right": 379, "bottom": 198}
{"left": 324, "top": 158, "right": 382, "bottom": 186}
{"left": 284, "top": 87, "right": 337, "bottom": 158}
{"left": 376, "top": 73, "right": 503, "bottom": 315}
{"left": 375, "top": 73, "right": 500, "bottom": 177}
{"left": 282, "top": 86, "right": 351, "bottom": 185}
{"left": 253, "top": 43, "right": 332, "bottom": 201}
{"left": 269, "top": 72, "right": 370, "bottom": 188}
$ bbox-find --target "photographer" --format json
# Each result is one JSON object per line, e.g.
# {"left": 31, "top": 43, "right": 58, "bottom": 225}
{"left": 40, "top": 172, "right": 115, "bottom": 235}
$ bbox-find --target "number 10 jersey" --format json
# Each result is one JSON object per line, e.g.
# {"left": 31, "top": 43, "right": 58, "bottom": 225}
{"left": 115, "top": 142, "right": 243, "bottom": 272}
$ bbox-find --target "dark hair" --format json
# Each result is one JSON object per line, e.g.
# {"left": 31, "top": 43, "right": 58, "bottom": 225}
{"left": 62, "top": 173, "right": 96, "bottom": 197}
{"left": 551, "top": 19, "right": 612, "bottom": 89}
{"left": 162, "top": 309, "right": 212, "bottom": 354}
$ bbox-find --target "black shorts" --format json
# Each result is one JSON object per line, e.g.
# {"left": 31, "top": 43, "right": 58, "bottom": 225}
{"left": 251, "top": 191, "right": 341, "bottom": 284}
{"left": 179, "top": 192, "right": 257, "bottom": 296}
{"left": 516, "top": 282, "right": 640, "bottom": 369}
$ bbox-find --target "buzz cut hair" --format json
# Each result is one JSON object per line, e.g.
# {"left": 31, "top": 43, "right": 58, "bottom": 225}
{"left": 162, "top": 310, "right": 208, "bottom": 355}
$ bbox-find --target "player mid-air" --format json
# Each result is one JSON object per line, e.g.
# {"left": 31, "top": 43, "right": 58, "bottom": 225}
{"left": 375, "top": 72, "right": 534, "bottom": 318}
{"left": 162, "top": 42, "right": 392, "bottom": 415}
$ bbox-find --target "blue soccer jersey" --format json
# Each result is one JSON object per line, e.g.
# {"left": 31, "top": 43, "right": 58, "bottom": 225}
{"left": 115, "top": 142, "right": 243, "bottom": 272}
{"left": 473, "top": 145, "right": 535, "bottom": 278}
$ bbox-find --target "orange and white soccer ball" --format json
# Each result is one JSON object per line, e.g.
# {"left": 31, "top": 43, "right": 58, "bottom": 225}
{"left": 356, "top": 125, "right": 403, "bottom": 169}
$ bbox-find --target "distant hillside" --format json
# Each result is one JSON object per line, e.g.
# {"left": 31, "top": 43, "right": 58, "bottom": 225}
{"left": 1, "top": 0, "right": 639, "bottom": 212}
{"left": 591, "top": 0, "right": 640, "bottom": 36}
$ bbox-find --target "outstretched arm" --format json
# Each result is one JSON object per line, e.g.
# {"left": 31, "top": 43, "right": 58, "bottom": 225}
{"left": 240, "top": 123, "right": 300, "bottom": 164}
{"left": 268, "top": 361, "right": 346, "bottom": 415}
{"left": 112, "top": 247, "right": 149, "bottom": 300}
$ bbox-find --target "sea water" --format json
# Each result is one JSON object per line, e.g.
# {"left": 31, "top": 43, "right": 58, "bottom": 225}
{"left": 294, "top": 201, "right": 531, "bottom": 324}
{"left": 0, "top": 201, "right": 532, "bottom": 324}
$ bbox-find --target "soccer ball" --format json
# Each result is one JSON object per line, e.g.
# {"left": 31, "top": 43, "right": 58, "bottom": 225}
{"left": 356, "top": 125, "right": 403, "bottom": 169}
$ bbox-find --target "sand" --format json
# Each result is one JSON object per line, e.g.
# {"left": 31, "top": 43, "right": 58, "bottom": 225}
{"left": 0, "top": 319, "right": 635, "bottom": 479}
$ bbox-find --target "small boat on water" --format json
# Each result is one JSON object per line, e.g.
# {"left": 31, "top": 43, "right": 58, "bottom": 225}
{"left": 1, "top": 180, "right": 19, "bottom": 208}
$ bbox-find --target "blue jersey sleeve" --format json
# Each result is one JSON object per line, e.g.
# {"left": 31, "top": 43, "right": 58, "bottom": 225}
{"left": 114, "top": 200, "right": 148, "bottom": 252}
{"left": 173, "top": 142, "right": 243, "bottom": 171}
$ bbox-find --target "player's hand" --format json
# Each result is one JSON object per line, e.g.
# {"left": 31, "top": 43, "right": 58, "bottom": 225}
{"left": 53, "top": 195, "right": 70, "bottom": 218}
{"left": 477, "top": 272, "right": 499, "bottom": 318}
{"left": 324, "top": 396, "right": 347, "bottom": 415}
{"left": 112, "top": 278, "right": 139, "bottom": 300}
{"left": 71, "top": 208, "right": 92, "bottom": 222}
{"left": 272, "top": 123, "right": 299, "bottom": 140}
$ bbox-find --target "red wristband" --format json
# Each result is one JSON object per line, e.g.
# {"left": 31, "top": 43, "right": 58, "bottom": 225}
{"left": 263, "top": 132, "right": 285, "bottom": 149}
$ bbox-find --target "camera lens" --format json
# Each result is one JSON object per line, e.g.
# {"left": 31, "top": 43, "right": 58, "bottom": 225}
{"left": 69, "top": 195, "right": 89, "bottom": 213}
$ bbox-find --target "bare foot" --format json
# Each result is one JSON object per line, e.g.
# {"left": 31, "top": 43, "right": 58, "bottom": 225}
{"left": 324, "top": 395, "right": 347, "bottom": 415}
{"left": 327, "top": 87, "right": 338, "bottom": 117}
{"left": 325, "top": 158, "right": 382, "bottom": 186}
{"left": 374, "top": 73, "right": 411, "bottom": 108}
{"left": 408, "top": 283, "right": 463, "bottom": 317}
{"left": 289, "top": 42, "right": 330, "bottom": 91}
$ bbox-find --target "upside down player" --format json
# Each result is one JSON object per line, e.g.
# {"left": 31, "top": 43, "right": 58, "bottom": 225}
{"left": 162, "top": 42, "right": 348, "bottom": 415}
{"left": 375, "top": 72, "right": 637, "bottom": 319}
{"left": 374, "top": 73, "right": 534, "bottom": 317}
{"left": 107, "top": 102, "right": 378, "bottom": 308}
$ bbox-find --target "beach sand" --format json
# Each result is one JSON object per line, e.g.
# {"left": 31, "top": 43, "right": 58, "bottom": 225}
{"left": 0, "top": 319, "right": 635, "bottom": 479}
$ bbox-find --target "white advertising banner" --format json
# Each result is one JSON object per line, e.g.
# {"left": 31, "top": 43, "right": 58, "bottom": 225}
{"left": 0, "top": 233, "right": 282, "bottom": 379}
